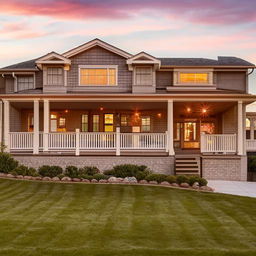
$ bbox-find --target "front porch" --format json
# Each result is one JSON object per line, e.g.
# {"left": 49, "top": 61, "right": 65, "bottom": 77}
{"left": 2, "top": 99, "right": 246, "bottom": 156}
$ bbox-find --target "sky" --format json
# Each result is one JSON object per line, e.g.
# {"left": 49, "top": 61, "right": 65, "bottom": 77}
{"left": 0, "top": 0, "right": 255, "bottom": 91}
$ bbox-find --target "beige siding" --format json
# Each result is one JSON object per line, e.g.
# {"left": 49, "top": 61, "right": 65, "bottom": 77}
{"left": 222, "top": 105, "right": 238, "bottom": 134}
{"left": 216, "top": 71, "right": 246, "bottom": 92}
{"left": 10, "top": 105, "right": 21, "bottom": 132}
{"left": 67, "top": 46, "right": 132, "bottom": 92}
{"left": 5, "top": 76, "right": 14, "bottom": 94}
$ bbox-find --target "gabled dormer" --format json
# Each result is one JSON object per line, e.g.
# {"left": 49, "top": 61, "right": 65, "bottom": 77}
{"left": 127, "top": 52, "right": 161, "bottom": 93}
{"left": 36, "top": 52, "right": 71, "bottom": 93}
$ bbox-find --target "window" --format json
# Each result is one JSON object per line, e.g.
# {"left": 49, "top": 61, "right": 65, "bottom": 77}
{"left": 50, "top": 114, "right": 57, "bottom": 132}
{"left": 81, "top": 114, "right": 88, "bottom": 132}
{"left": 179, "top": 73, "right": 208, "bottom": 84}
{"left": 47, "top": 67, "right": 63, "bottom": 85}
{"left": 135, "top": 67, "right": 152, "bottom": 85}
{"left": 141, "top": 116, "right": 151, "bottom": 132}
{"left": 104, "top": 114, "right": 114, "bottom": 132}
{"left": 80, "top": 66, "right": 117, "bottom": 86}
{"left": 93, "top": 115, "right": 100, "bottom": 132}
{"left": 59, "top": 117, "right": 66, "bottom": 129}
{"left": 184, "top": 122, "right": 197, "bottom": 141}
{"left": 17, "top": 76, "right": 34, "bottom": 91}
{"left": 121, "top": 115, "right": 129, "bottom": 126}
{"left": 200, "top": 122, "right": 215, "bottom": 134}
{"left": 28, "top": 114, "right": 34, "bottom": 132}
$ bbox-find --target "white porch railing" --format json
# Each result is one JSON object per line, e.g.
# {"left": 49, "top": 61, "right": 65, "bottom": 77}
{"left": 48, "top": 133, "right": 76, "bottom": 150}
{"left": 120, "top": 133, "right": 166, "bottom": 150}
{"left": 80, "top": 132, "right": 116, "bottom": 150}
{"left": 9, "top": 132, "right": 34, "bottom": 150}
{"left": 201, "top": 133, "right": 237, "bottom": 154}
{"left": 246, "top": 140, "right": 256, "bottom": 152}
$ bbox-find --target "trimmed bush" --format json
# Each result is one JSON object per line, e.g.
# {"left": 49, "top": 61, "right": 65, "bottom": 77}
{"left": 0, "top": 153, "right": 18, "bottom": 173}
{"left": 198, "top": 177, "right": 208, "bottom": 186}
{"left": 81, "top": 174, "right": 93, "bottom": 181}
{"left": 92, "top": 173, "right": 108, "bottom": 181}
{"left": 166, "top": 175, "right": 177, "bottom": 184}
{"left": 176, "top": 175, "right": 189, "bottom": 185}
{"left": 104, "top": 164, "right": 151, "bottom": 180}
{"left": 188, "top": 176, "right": 200, "bottom": 186}
{"left": 38, "top": 165, "right": 63, "bottom": 178}
{"left": 145, "top": 174, "right": 167, "bottom": 184}
{"left": 65, "top": 166, "right": 80, "bottom": 178}
{"left": 79, "top": 166, "right": 100, "bottom": 176}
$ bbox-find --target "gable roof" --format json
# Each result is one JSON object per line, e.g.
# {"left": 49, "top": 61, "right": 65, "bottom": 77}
{"left": 63, "top": 38, "right": 132, "bottom": 59}
{"left": 0, "top": 59, "right": 38, "bottom": 71}
{"left": 36, "top": 51, "right": 70, "bottom": 63}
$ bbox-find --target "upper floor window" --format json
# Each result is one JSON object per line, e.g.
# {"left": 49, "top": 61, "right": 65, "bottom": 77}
{"left": 135, "top": 67, "right": 152, "bottom": 85}
{"left": 179, "top": 73, "right": 209, "bottom": 84}
{"left": 79, "top": 65, "right": 117, "bottom": 86}
{"left": 17, "top": 76, "right": 34, "bottom": 91}
{"left": 47, "top": 67, "right": 63, "bottom": 85}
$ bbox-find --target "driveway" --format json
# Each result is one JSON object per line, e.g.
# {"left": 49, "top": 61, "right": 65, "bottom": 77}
{"left": 208, "top": 180, "right": 256, "bottom": 198}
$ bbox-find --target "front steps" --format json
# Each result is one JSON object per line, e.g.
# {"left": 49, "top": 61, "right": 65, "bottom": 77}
{"left": 175, "top": 155, "right": 201, "bottom": 176}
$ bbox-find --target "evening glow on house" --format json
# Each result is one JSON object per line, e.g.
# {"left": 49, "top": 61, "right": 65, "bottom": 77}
{"left": 0, "top": 0, "right": 255, "bottom": 91}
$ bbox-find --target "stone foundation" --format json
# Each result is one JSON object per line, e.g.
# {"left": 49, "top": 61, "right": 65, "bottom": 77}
{"left": 202, "top": 155, "right": 247, "bottom": 181}
{"left": 13, "top": 155, "right": 175, "bottom": 175}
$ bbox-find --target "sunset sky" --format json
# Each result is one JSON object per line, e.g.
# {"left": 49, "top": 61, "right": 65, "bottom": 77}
{"left": 0, "top": 0, "right": 255, "bottom": 91}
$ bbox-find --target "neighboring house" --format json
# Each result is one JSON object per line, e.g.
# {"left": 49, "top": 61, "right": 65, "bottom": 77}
{"left": 0, "top": 38, "right": 255, "bottom": 181}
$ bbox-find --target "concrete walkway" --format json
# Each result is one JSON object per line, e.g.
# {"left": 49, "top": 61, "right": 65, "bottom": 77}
{"left": 208, "top": 180, "right": 256, "bottom": 198}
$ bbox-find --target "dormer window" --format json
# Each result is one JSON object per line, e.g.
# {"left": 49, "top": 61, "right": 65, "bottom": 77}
{"left": 47, "top": 67, "right": 63, "bottom": 85}
{"left": 135, "top": 67, "right": 153, "bottom": 85}
{"left": 79, "top": 65, "right": 117, "bottom": 86}
{"left": 180, "top": 73, "right": 209, "bottom": 84}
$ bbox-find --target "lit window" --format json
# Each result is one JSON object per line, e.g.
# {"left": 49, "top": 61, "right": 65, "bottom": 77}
{"left": 104, "top": 114, "right": 114, "bottom": 132}
{"left": 174, "top": 123, "right": 180, "bottom": 141}
{"left": 121, "top": 115, "right": 129, "bottom": 126}
{"left": 59, "top": 117, "right": 66, "bottom": 129}
{"left": 17, "top": 76, "right": 34, "bottom": 91}
{"left": 141, "top": 116, "right": 151, "bottom": 132}
{"left": 246, "top": 118, "right": 251, "bottom": 130}
{"left": 80, "top": 67, "right": 117, "bottom": 86}
{"left": 93, "top": 115, "right": 100, "bottom": 132}
{"left": 200, "top": 123, "right": 215, "bottom": 134}
{"left": 81, "top": 114, "right": 88, "bottom": 132}
{"left": 47, "top": 67, "right": 63, "bottom": 85}
{"left": 180, "top": 73, "right": 208, "bottom": 84}
{"left": 135, "top": 67, "right": 152, "bottom": 85}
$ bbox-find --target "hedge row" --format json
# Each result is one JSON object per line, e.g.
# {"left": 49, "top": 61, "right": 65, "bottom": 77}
{"left": 0, "top": 152, "right": 208, "bottom": 186}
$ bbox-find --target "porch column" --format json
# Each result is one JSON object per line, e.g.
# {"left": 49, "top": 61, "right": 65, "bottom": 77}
{"left": 167, "top": 99, "right": 175, "bottom": 155}
{"left": 33, "top": 100, "right": 39, "bottom": 154}
{"left": 250, "top": 117, "right": 254, "bottom": 140}
{"left": 43, "top": 99, "right": 49, "bottom": 151}
{"left": 237, "top": 101, "right": 244, "bottom": 155}
{"left": 3, "top": 100, "right": 10, "bottom": 152}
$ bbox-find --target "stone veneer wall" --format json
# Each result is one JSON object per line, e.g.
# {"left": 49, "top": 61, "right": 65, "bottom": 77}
{"left": 13, "top": 156, "right": 175, "bottom": 175}
{"left": 202, "top": 155, "right": 247, "bottom": 181}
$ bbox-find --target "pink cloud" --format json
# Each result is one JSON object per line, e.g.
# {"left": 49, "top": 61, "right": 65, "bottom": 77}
{"left": 0, "top": 0, "right": 255, "bottom": 25}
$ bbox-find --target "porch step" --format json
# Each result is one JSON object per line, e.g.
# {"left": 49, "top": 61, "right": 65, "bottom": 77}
{"left": 175, "top": 155, "right": 201, "bottom": 176}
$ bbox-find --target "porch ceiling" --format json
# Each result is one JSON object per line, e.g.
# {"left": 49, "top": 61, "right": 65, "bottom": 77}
{"left": 174, "top": 102, "right": 236, "bottom": 118}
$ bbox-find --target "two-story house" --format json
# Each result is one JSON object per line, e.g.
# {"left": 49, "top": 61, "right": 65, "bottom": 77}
{"left": 0, "top": 38, "right": 255, "bottom": 181}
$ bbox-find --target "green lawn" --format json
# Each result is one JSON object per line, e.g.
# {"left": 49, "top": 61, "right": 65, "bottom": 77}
{"left": 0, "top": 179, "right": 256, "bottom": 256}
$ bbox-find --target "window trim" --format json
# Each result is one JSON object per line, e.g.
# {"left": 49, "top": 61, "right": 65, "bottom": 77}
{"left": 174, "top": 69, "right": 214, "bottom": 86}
{"left": 134, "top": 66, "right": 153, "bottom": 86}
{"left": 46, "top": 67, "right": 64, "bottom": 86}
{"left": 78, "top": 65, "right": 118, "bottom": 86}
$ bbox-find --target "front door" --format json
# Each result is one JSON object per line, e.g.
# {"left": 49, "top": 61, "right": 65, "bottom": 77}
{"left": 183, "top": 122, "right": 200, "bottom": 149}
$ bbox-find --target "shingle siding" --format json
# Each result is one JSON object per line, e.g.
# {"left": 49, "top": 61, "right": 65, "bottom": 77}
{"left": 67, "top": 46, "right": 132, "bottom": 92}
{"left": 156, "top": 71, "right": 173, "bottom": 88}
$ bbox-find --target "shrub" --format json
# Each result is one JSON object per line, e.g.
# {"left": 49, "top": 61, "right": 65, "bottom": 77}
{"left": 80, "top": 174, "right": 93, "bottom": 181}
{"left": 12, "top": 165, "right": 38, "bottom": 177}
{"left": 0, "top": 153, "right": 18, "bottom": 173}
{"left": 198, "top": 177, "right": 208, "bottom": 186}
{"left": 176, "top": 175, "right": 189, "bottom": 185}
{"left": 38, "top": 165, "right": 63, "bottom": 178}
{"left": 57, "top": 174, "right": 65, "bottom": 179}
{"left": 104, "top": 164, "right": 151, "bottom": 180}
{"left": 166, "top": 175, "right": 177, "bottom": 184}
{"left": 65, "top": 166, "right": 80, "bottom": 178}
{"left": 188, "top": 176, "right": 200, "bottom": 186}
{"left": 145, "top": 174, "right": 167, "bottom": 183}
{"left": 248, "top": 156, "right": 256, "bottom": 172}
{"left": 79, "top": 166, "right": 100, "bottom": 176}
{"left": 92, "top": 173, "right": 108, "bottom": 181}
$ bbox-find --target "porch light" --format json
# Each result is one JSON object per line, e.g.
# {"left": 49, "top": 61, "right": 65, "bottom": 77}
{"left": 134, "top": 112, "right": 139, "bottom": 117}
{"left": 202, "top": 108, "right": 207, "bottom": 113}
{"left": 100, "top": 107, "right": 104, "bottom": 111}
{"left": 157, "top": 113, "right": 162, "bottom": 118}
{"left": 186, "top": 107, "right": 191, "bottom": 113}
{"left": 64, "top": 109, "right": 69, "bottom": 113}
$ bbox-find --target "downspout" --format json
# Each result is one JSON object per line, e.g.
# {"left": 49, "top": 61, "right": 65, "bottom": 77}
{"left": 12, "top": 72, "right": 18, "bottom": 93}
{"left": 247, "top": 68, "right": 255, "bottom": 93}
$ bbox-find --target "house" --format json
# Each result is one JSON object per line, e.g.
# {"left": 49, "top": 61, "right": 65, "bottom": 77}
{"left": 0, "top": 38, "right": 255, "bottom": 181}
